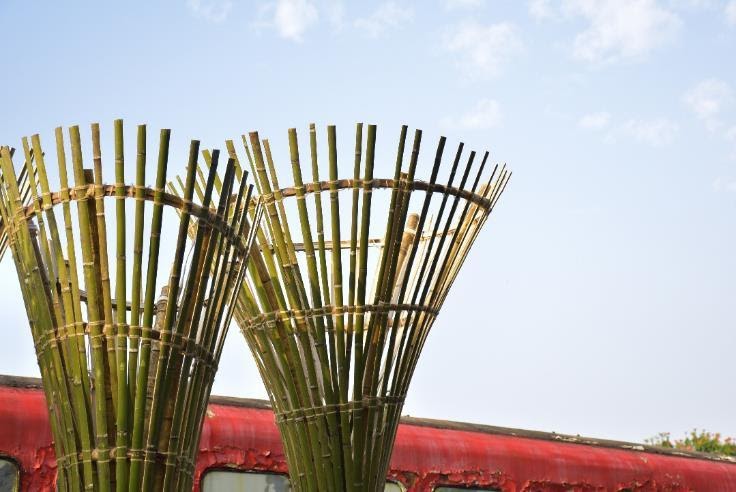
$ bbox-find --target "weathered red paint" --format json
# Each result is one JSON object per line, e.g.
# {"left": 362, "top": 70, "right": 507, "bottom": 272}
{"left": 0, "top": 384, "right": 57, "bottom": 490}
{"left": 2, "top": 377, "right": 735, "bottom": 491}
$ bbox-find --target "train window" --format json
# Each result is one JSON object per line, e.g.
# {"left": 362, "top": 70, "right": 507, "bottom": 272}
{"left": 201, "top": 470, "right": 291, "bottom": 491}
{"left": 201, "top": 470, "right": 403, "bottom": 491}
{"left": 435, "top": 488, "right": 499, "bottom": 491}
{"left": 0, "top": 458, "right": 19, "bottom": 492}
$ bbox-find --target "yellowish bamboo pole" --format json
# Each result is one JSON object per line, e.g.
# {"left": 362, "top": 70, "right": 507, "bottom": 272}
{"left": 171, "top": 123, "right": 509, "bottom": 492}
{"left": 0, "top": 121, "right": 260, "bottom": 492}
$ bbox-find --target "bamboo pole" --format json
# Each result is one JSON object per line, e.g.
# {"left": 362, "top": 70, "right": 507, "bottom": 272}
{"left": 0, "top": 121, "right": 260, "bottom": 491}
{"left": 170, "top": 123, "right": 509, "bottom": 492}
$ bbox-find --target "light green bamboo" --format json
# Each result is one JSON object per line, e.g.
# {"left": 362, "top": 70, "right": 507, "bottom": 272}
{"left": 113, "top": 119, "right": 130, "bottom": 492}
{"left": 0, "top": 121, "right": 260, "bottom": 492}
{"left": 167, "top": 123, "right": 509, "bottom": 492}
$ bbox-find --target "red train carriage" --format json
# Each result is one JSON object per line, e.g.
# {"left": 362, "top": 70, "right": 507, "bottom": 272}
{"left": 1, "top": 375, "right": 734, "bottom": 491}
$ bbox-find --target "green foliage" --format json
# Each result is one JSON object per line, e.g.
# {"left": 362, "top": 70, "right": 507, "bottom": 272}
{"left": 645, "top": 430, "right": 736, "bottom": 456}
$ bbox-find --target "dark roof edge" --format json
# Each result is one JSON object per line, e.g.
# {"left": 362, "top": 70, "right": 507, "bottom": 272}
{"left": 3, "top": 374, "right": 733, "bottom": 465}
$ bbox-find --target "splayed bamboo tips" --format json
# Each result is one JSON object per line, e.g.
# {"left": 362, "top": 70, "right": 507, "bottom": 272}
{"left": 0, "top": 121, "right": 262, "bottom": 492}
{"left": 173, "top": 123, "right": 510, "bottom": 492}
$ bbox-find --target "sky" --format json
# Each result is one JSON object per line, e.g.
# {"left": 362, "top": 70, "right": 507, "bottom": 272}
{"left": 1, "top": 0, "right": 735, "bottom": 444}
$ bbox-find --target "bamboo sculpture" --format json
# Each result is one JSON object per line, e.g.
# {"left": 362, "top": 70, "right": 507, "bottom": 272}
{"left": 172, "top": 123, "right": 510, "bottom": 492}
{"left": 0, "top": 120, "right": 261, "bottom": 492}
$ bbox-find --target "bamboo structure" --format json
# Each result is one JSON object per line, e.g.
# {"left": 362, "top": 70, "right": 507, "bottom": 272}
{"left": 172, "top": 123, "right": 510, "bottom": 492}
{"left": 0, "top": 121, "right": 261, "bottom": 492}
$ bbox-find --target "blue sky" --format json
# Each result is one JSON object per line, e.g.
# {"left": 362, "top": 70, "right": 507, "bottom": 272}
{"left": 1, "top": 0, "right": 735, "bottom": 443}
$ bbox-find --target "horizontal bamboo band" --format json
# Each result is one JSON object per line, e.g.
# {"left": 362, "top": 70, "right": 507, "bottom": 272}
{"left": 239, "top": 302, "right": 438, "bottom": 331}
{"left": 259, "top": 177, "right": 493, "bottom": 210}
{"left": 274, "top": 395, "right": 406, "bottom": 424}
{"left": 58, "top": 446, "right": 195, "bottom": 470}
{"left": 10, "top": 183, "right": 251, "bottom": 256}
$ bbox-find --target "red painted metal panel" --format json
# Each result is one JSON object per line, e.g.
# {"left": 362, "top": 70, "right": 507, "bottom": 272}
{"left": 0, "top": 386, "right": 56, "bottom": 490}
{"left": 2, "top": 381, "right": 735, "bottom": 491}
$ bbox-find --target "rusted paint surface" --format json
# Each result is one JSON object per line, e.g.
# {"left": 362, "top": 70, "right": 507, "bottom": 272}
{"left": 0, "top": 385, "right": 57, "bottom": 491}
{"left": 192, "top": 402, "right": 289, "bottom": 488}
{"left": 2, "top": 377, "right": 736, "bottom": 491}
{"left": 390, "top": 424, "right": 736, "bottom": 490}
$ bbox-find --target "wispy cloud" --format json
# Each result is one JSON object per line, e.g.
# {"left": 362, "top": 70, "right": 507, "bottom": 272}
{"left": 568, "top": 0, "right": 680, "bottom": 63}
{"left": 444, "top": 0, "right": 486, "bottom": 9}
{"left": 578, "top": 111, "right": 611, "bottom": 130}
{"left": 669, "top": 0, "right": 718, "bottom": 9}
{"left": 727, "top": 126, "right": 736, "bottom": 159}
{"left": 529, "top": 0, "right": 555, "bottom": 20}
{"left": 712, "top": 176, "right": 736, "bottom": 192}
{"left": 443, "top": 21, "right": 523, "bottom": 79}
{"left": 441, "top": 98, "right": 503, "bottom": 130}
{"left": 325, "top": 0, "right": 345, "bottom": 29}
{"left": 532, "top": 0, "right": 680, "bottom": 63}
{"left": 271, "top": 0, "right": 319, "bottom": 42}
{"left": 354, "top": 2, "right": 413, "bottom": 37}
{"left": 618, "top": 117, "right": 679, "bottom": 146}
{"left": 187, "top": 0, "right": 233, "bottom": 23}
{"left": 683, "top": 78, "right": 734, "bottom": 132}
{"left": 726, "top": 1, "right": 736, "bottom": 25}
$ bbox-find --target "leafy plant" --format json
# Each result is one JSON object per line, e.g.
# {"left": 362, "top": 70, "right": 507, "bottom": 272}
{"left": 646, "top": 430, "right": 736, "bottom": 456}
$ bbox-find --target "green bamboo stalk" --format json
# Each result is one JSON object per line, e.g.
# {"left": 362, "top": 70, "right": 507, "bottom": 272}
{"left": 251, "top": 132, "right": 322, "bottom": 492}
{"left": 128, "top": 128, "right": 170, "bottom": 491}
{"left": 288, "top": 128, "right": 341, "bottom": 491}
{"left": 166, "top": 154, "right": 229, "bottom": 490}
{"left": 113, "top": 119, "right": 130, "bottom": 492}
{"left": 0, "top": 146, "right": 80, "bottom": 490}
{"left": 1, "top": 121, "right": 260, "bottom": 492}
{"left": 156, "top": 147, "right": 219, "bottom": 491}
{"left": 309, "top": 124, "right": 345, "bottom": 491}
{"left": 128, "top": 125, "right": 146, "bottom": 407}
{"left": 351, "top": 124, "right": 377, "bottom": 492}
{"left": 167, "top": 123, "right": 508, "bottom": 492}
{"left": 29, "top": 134, "right": 90, "bottom": 490}
{"left": 55, "top": 127, "right": 98, "bottom": 490}
{"left": 139, "top": 139, "right": 198, "bottom": 491}
{"left": 91, "top": 125, "right": 119, "bottom": 464}
{"left": 69, "top": 125, "right": 112, "bottom": 492}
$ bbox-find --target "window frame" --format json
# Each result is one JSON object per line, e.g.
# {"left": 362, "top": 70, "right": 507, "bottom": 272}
{"left": 200, "top": 468, "right": 292, "bottom": 490}
{"left": 433, "top": 486, "right": 501, "bottom": 492}
{"left": 199, "top": 467, "right": 407, "bottom": 491}
{"left": 0, "top": 454, "right": 20, "bottom": 492}
{"left": 385, "top": 479, "right": 407, "bottom": 491}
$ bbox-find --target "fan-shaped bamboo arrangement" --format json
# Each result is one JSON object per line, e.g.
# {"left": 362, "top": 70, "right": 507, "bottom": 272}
{"left": 0, "top": 120, "right": 261, "bottom": 492}
{"left": 172, "top": 123, "right": 510, "bottom": 492}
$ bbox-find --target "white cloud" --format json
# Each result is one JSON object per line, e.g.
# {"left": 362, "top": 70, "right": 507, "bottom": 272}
{"left": 579, "top": 111, "right": 611, "bottom": 130}
{"left": 273, "top": 0, "right": 319, "bottom": 42}
{"left": 529, "top": 0, "right": 555, "bottom": 20}
{"left": 442, "top": 99, "right": 503, "bottom": 130}
{"left": 683, "top": 78, "right": 734, "bottom": 132}
{"left": 444, "top": 0, "right": 485, "bottom": 9}
{"left": 726, "top": 1, "right": 736, "bottom": 25}
{"left": 187, "top": 0, "right": 233, "bottom": 22}
{"left": 563, "top": 0, "right": 681, "bottom": 63}
{"left": 354, "top": 2, "right": 413, "bottom": 37}
{"left": 727, "top": 126, "right": 736, "bottom": 159}
{"left": 619, "top": 118, "right": 679, "bottom": 146}
{"left": 325, "top": 0, "right": 345, "bottom": 29}
{"left": 669, "top": 0, "right": 717, "bottom": 8}
{"left": 443, "top": 22, "right": 523, "bottom": 79}
{"left": 712, "top": 176, "right": 736, "bottom": 192}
